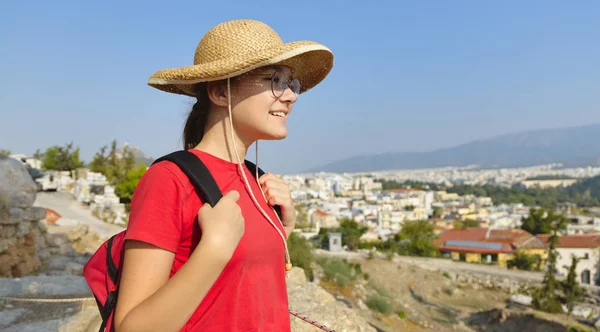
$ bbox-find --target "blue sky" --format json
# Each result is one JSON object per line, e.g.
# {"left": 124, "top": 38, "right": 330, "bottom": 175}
{"left": 1, "top": 1, "right": 599, "bottom": 174}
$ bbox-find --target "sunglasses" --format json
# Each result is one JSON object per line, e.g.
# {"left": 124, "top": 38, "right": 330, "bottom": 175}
{"left": 243, "top": 69, "right": 301, "bottom": 98}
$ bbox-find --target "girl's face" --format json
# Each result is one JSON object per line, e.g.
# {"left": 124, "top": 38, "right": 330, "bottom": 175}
{"left": 229, "top": 65, "right": 299, "bottom": 143}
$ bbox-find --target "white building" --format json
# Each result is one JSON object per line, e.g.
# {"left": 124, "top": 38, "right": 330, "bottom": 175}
{"left": 537, "top": 234, "right": 600, "bottom": 285}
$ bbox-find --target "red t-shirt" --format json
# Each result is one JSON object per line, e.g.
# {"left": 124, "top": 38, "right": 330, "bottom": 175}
{"left": 124, "top": 148, "right": 290, "bottom": 331}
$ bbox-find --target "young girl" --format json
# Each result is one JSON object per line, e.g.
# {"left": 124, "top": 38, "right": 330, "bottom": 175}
{"left": 113, "top": 19, "right": 334, "bottom": 331}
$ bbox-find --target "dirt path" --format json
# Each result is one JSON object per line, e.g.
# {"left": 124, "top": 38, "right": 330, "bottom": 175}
{"left": 34, "top": 191, "right": 124, "bottom": 240}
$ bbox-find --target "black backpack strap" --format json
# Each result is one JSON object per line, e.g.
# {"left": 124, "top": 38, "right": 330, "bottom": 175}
{"left": 244, "top": 160, "right": 283, "bottom": 219}
{"left": 153, "top": 150, "right": 223, "bottom": 207}
{"left": 244, "top": 159, "right": 265, "bottom": 178}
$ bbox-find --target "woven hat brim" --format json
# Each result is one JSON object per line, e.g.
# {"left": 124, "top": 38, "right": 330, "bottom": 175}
{"left": 147, "top": 41, "right": 334, "bottom": 97}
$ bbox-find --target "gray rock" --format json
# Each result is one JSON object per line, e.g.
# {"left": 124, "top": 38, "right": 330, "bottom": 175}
{"left": 0, "top": 275, "right": 91, "bottom": 297}
{"left": 0, "top": 156, "right": 37, "bottom": 209}
{"left": 509, "top": 294, "right": 532, "bottom": 307}
{"left": 17, "top": 220, "right": 31, "bottom": 237}
{"left": 3, "top": 319, "right": 62, "bottom": 332}
{"left": 58, "top": 306, "right": 102, "bottom": 332}
{"left": 0, "top": 237, "right": 16, "bottom": 254}
{"left": 1, "top": 225, "right": 16, "bottom": 238}
{"left": 286, "top": 267, "right": 376, "bottom": 332}
{"left": 65, "top": 262, "right": 84, "bottom": 276}
{"left": 571, "top": 305, "right": 592, "bottom": 319}
{"left": 37, "top": 248, "right": 51, "bottom": 262}
{"left": 45, "top": 232, "right": 68, "bottom": 247}
{"left": 0, "top": 308, "right": 27, "bottom": 328}
{"left": 47, "top": 256, "right": 71, "bottom": 271}
{"left": 0, "top": 208, "right": 24, "bottom": 225}
{"left": 59, "top": 243, "right": 75, "bottom": 255}
{"left": 22, "top": 207, "right": 47, "bottom": 222}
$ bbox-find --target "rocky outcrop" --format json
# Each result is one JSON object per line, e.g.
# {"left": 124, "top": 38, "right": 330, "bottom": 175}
{"left": 0, "top": 156, "right": 46, "bottom": 277}
{"left": 445, "top": 271, "right": 539, "bottom": 295}
{"left": 467, "top": 308, "right": 589, "bottom": 332}
{"left": 0, "top": 156, "right": 93, "bottom": 277}
{"left": 286, "top": 268, "right": 376, "bottom": 332}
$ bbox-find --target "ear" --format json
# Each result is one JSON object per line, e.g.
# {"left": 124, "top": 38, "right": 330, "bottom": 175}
{"left": 206, "top": 80, "right": 229, "bottom": 107}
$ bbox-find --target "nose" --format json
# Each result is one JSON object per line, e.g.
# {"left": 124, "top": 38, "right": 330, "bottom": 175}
{"left": 279, "top": 85, "right": 298, "bottom": 104}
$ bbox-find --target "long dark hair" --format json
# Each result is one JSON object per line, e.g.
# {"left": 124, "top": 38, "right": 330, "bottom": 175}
{"left": 183, "top": 83, "right": 210, "bottom": 150}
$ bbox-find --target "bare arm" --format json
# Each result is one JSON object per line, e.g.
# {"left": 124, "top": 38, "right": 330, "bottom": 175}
{"left": 113, "top": 239, "right": 228, "bottom": 332}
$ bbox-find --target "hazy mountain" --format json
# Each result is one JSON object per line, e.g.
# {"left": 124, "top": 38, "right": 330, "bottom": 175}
{"left": 307, "top": 123, "right": 600, "bottom": 173}
{"left": 118, "top": 143, "right": 154, "bottom": 166}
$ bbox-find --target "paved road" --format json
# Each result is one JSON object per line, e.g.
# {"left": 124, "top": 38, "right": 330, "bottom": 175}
{"left": 33, "top": 191, "right": 124, "bottom": 240}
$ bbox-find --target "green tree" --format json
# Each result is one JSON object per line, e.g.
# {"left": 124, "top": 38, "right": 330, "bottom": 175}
{"left": 317, "top": 218, "right": 368, "bottom": 251}
{"left": 454, "top": 219, "right": 480, "bottom": 229}
{"left": 89, "top": 145, "right": 108, "bottom": 174}
{"left": 561, "top": 255, "right": 584, "bottom": 316}
{"left": 339, "top": 218, "right": 368, "bottom": 250}
{"left": 507, "top": 250, "right": 542, "bottom": 271}
{"left": 432, "top": 206, "right": 444, "bottom": 218}
{"left": 122, "top": 145, "right": 137, "bottom": 175}
{"left": 105, "top": 140, "right": 120, "bottom": 184}
{"left": 287, "top": 232, "right": 316, "bottom": 279}
{"left": 116, "top": 164, "right": 147, "bottom": 204}
{"left": 532, "top": 218, "right": 568, "bottom": 313}
{"left": 395, "top": 220, "right": 438, "bottom": 257}
{"left": 521, "top": 208, "right": 568, "bottom": 235}
{"left": 41, "top": 142, "right": 84, "bottom": 172}
{"left": 0, "top": 149, "right": 11, "bottom": 156}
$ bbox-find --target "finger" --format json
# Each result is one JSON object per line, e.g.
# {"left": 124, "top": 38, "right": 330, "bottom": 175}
{"left": 265, "top": 187, "right": 286, "bottom": 199}
{"left": 198, "top": 202, "right": 212, "bottom": 213}
{"left": 265, "top": 188, "right": 292, "bottom": 206}
{"left": 258, "top": 172, "right": 273, "bottom": 185}
{"left": 259, "top": 172, "right": 285, "bottom": 184}
{"left": 224, "top": 190, "right": 240, "bottom": 202}
{"left": 262, "top": 180, "right": 287, "bottom": 192}
{"left": 268, "top": 195, "right": 279, "bottom": 206}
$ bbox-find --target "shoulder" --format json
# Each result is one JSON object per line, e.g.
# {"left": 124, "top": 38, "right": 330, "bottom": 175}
{"left": 133, "top": 160, "right": 196, "bottom": 201}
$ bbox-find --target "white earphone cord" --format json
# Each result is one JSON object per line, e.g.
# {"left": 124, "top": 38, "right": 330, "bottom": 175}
{"left": 226, "top": 79, "right": 291, "bottom": 270}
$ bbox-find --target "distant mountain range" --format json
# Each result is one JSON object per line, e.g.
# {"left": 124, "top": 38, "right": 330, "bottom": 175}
{"left": 306, "top": 123, "right": 600, "bottom": 173}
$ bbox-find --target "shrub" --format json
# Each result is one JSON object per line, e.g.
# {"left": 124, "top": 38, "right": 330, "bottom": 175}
{"left": 366, "top": 295, "right": 393, "bottom": 315}
{"left": 287, "top": 232, "right": 316, "bottom": 279}
{"left": 318, "top": 257, "right": 362, "bottom": 287}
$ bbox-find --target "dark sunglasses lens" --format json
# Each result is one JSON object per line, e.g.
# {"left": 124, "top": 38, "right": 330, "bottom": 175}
{"left": 272, "top": 71, "right": 285, "bottom": 97}
{"left": 290, "top": 78, "right": 301, "bottom": 94}
{"left": 271, "top": 71, "right": 300, "bottom": 97}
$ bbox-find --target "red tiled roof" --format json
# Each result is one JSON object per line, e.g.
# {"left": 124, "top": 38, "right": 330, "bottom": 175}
{"left": 434, "top": 227, "right": 545, "bottom": 254}
{"left": 314, "top": 209, "right": 330, "bottom": 216}
{"left": 536, "top": 234, "right": 600, "bottom": 249}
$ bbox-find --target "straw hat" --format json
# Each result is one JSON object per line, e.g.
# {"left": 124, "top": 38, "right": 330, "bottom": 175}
{"left": 147, "top": 19, "right": 334, "bottom": 97}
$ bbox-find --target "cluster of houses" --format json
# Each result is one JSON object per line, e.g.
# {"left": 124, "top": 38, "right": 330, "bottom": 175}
{"left": 289, "top": 174, "right": 600, "bottom": 286}
{"left": 9, "top": 151, "right": 600, "bottom": 286}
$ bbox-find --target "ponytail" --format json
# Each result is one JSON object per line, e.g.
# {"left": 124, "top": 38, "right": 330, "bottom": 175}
{"left": 183, "top": 83, "right": 210, "bottom": 150}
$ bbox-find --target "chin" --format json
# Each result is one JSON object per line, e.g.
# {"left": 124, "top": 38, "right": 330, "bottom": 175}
{"left": 261, "top": 129, "right": 288, "bottom": 140}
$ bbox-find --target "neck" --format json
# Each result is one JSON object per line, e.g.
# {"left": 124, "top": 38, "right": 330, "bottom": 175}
{"left": 194, "top": 108, "right": 252, "bottom": 163}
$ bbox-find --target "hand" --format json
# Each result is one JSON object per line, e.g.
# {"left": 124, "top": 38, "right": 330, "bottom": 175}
{"left": 258, "top": 173, "right": 296, "bottom": 236}
{"left": 197, "top": 190, "right": 244, "bottom": 261}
